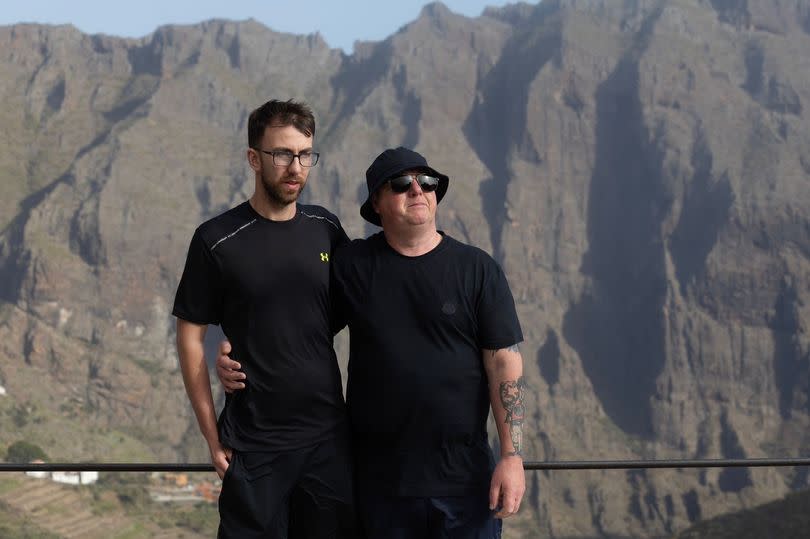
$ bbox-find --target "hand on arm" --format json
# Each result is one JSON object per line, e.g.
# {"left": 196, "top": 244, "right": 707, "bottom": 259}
{"left": 483, "top": 344, "right": 527, "bottom": 519}
{"left": 176, "top": 319, "right": 232, "bottom": 479}
{"left": 216, "top": 339, "right": 246, "bottom": 393}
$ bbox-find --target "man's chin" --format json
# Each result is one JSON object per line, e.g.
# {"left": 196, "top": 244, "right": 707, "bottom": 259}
{"left": 402, "top": 215, "right": 433, "bottom": 227}
{"left": 404, "top": 208, "right": 433, "bottom": 224}
{"left": 268, "top": 186, "right": 303, "bottom": 206}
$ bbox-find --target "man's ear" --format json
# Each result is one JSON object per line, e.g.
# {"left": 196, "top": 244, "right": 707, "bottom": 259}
{"left": 247, "top": 148, "right": 261, "bottom": 172}
{"left": 371, "top": 191, "right": 380, "bottom": 214}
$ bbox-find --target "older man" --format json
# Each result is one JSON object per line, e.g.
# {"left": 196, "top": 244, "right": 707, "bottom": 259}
{"left": 219, "top": 147, "right": 526, "bottom": 538}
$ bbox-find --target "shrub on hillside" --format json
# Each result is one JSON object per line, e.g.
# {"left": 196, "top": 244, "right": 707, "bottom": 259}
{"left": 4, "top": 440, "right": 49, "bottom": 463}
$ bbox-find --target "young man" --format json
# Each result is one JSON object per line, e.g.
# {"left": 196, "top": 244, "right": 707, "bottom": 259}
{"left": 173, "top": 99, "right": 354, "bottom": 538}
{"left": 219, "top": 147, "right": 527, "bottom": 538}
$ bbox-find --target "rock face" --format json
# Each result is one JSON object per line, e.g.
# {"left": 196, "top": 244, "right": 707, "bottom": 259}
{"left": 0, "top": 1, "right": 809, "bottom": 536}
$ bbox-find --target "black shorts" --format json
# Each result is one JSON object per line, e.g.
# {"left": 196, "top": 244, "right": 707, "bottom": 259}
{"left": 356, "top": 488, "right": 501, "bottom": 539}
{"left": 218, "top": 433, "right": 356, "bottom": 539}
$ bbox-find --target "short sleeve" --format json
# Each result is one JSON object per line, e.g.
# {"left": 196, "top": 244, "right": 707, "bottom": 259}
{"left": 329, "top": 244, "right": 349, "bottom": 335}
{"left": 325, "top": 213, "right": 350, "bottom": 335}
{"left": 172, "top": 229, "right": 224, "bottom": 325}
{"left": 476, "top": 259, "right": 523, "bottom": 350}
{"left": 330, "top": 214, "right": 351, "bottom": 251}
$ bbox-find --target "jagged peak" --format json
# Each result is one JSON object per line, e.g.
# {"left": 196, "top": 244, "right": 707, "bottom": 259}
{"left": 482, "top": 1, "right": 539, "bottom": 25}
{"left": 414, "top": 0, "right": 506, "bottom": 30}
{"left": 418, "top": 1, "right": 454, "bottom": 19}
{"left": 400, "top": 0, "right": 505, "bottom": 41}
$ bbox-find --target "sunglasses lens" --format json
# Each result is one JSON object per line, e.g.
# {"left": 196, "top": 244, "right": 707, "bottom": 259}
{"left": 416, "top": 175, "right": 439, "bottom": 192}
{"left": 387, "top": 175, "right": 440, "bottom": 193}
{"left": 388, "top": 176, "right": 413, "bottom": 193}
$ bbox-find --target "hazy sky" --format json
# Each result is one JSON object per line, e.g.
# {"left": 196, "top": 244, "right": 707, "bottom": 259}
{"left": 0, "top": 0, "right": 525, "bottom": 53}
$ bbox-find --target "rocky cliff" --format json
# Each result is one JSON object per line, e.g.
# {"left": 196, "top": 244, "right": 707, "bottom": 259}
{"left": 1, "top": 1, "right": 809, "bottom": 537}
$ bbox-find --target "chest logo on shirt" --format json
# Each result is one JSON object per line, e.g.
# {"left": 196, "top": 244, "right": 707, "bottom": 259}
{"left": 320, "top": 252, "right": 329, "bottom": 262}
{"left": 442, "top": 301, "right": 457, "bottom": 315}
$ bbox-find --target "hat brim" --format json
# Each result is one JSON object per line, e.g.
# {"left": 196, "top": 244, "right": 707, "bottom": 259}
{"left": 360, "top": 168, "right": 449, "bottom": 226}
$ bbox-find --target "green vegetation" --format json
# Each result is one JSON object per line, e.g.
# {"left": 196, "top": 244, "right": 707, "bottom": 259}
{"left": 0, "top": 500, "right": 60, "bottom": 539}
{"left": 4, "top": 440, "right": 49, "bottom": 463}
{"left": 0, "top": 472, "right": 218, "bottom": 537}
{"left": 0, "top": 476, "right": 22, "bottom": 496}
{"left": 0, "top": 390, "right": 160, "bottom": 465}
{"left": 163, "top": 503, "right": 219, "bottom": 534}
{"left": 6, "top": 403, "right": 47, "bottom": 429}
{"left": 96, "top": 471, "right": 151, "bottom": 507}
{"left": 91, "top": 472, "right": 218, "bottom": 534}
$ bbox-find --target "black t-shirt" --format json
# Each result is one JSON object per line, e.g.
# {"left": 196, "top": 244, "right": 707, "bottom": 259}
{"left": 332, "top": 232, "right": 523, "bottom": 496}
{"left": 173, "top": 201, "right": 349, "bottom": 452}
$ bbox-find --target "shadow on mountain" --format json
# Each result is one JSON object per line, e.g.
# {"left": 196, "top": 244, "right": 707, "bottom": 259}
{"left": 128, "top": 38, "right": 163, "bottom": 77}
{"left": 0, "top": 173, "right": 76, "bottom": 303}
{"left": 717, "top": 410, "right": 752, "bottom": 492}
{"left": 563, "top": 3, "right": 669, "bottom": 439}
{"left": 537, "top": 328, "right": 560, "bottom": 389}
{"left": 391, "top": 64, "right": 421, "bottom": 149}
{"left": 770, "top": 278, "right": 810, "bottom": 420}
{"left": 463, "top": 1, "right": 560, "bottom": 262}
{"left": 710, "top": 0, "right": 752, "bottom": 29}
{"left": 742, "top": 39, "right": 803, "bottom": 115}
{"left": 324, "top": 40, "right": 394, "bottom": 144}
{"left": 674, "top": 488, "right": 810, "bottom": 538}
{"left": 669, "top": 127, "right": 734, "bottom": 292}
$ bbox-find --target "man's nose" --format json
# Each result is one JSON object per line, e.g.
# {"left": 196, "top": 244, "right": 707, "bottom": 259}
{"left": 287, "top": 155, "right": 304, "bottom": 173}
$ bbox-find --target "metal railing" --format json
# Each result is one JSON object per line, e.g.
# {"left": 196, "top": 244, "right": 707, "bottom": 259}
{"left": 3, "top": 457, "right": 810, "bottom": 473}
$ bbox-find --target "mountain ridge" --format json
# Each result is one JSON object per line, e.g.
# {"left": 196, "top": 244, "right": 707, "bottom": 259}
{"left": 1, "top": 1, "right": 809, "bottom": 537}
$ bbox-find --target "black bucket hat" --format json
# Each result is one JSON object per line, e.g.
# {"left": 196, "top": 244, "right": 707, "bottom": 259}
{"left": 360, "top": 147, "right": 449, "bottom": 226}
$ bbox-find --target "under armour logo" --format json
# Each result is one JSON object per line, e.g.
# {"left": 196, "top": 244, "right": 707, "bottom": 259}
{"left": 320, "top": 252, "right": 329, "bottom": 262}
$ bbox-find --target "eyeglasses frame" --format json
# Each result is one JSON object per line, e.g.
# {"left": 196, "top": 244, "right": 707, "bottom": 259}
{"left": 252, "top": 148, "right": 320, "bottom": 167}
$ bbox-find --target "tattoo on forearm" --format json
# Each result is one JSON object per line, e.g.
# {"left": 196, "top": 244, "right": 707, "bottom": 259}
{"left": 489, "top": 344, "right": 520, "bottom": 359}
{"left": 499, "top": 376, "right": 526, "bottom": 456}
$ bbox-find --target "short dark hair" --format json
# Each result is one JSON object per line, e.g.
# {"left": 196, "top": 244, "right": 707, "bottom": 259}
{"left": 248, "top": 99, "right": 316, "bottom": 148}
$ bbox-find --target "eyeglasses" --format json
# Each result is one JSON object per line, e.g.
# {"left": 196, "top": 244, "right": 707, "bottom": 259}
{"left": 254, "top": 149, "right": 320, "bottom": 167}
{"left": 387, "top": 174, "right": 440, "bottom": 194}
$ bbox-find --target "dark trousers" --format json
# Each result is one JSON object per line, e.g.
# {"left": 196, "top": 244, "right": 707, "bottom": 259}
{"left": 218, "top": 434, "right": 356, "bottom": 539}
{"left": 356, "top": 488, "right": 501, "bottom": 539}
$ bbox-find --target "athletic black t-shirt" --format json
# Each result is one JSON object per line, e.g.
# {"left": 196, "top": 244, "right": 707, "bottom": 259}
{"left": 332, "top": 232, "right": 523, "bottom": 496}
{"left": 173, "top": 202, "right": 349, "bottom": 452}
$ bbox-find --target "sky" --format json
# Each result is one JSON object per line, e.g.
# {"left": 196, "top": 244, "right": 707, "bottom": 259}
{"left": 0, "top": 0, "right": 524, "bottom": 53}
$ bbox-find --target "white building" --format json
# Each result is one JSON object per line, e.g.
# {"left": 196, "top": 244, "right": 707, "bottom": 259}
{"left": 26, "top": 468, "right": 99, "bottom": 485}
{"left": 51, "top": 471, "right": 99, "bottom": 485}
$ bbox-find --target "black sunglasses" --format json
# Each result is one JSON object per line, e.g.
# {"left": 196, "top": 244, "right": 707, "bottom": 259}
{"left": 387, "top": 174, "right": 440, "bottom": 194}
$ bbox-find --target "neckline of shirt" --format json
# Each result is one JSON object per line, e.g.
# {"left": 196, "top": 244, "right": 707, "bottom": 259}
{"left": 244, "top": 200, "right": 301, "bottom": 226}
{"left": 379, "top": 231, "right": 450, "bottom": 260}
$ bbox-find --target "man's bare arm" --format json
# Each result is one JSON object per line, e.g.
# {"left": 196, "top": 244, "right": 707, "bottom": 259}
{"left": 176, "top": 319, "right": 231, "bottom": 478}
{"left": 483, "top": 344, "right": 526, "bottom": 518}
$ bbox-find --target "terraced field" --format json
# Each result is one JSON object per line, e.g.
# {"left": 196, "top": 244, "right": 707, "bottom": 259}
{"left": 0, "top": 475, "right": 211, "bottom": 538}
